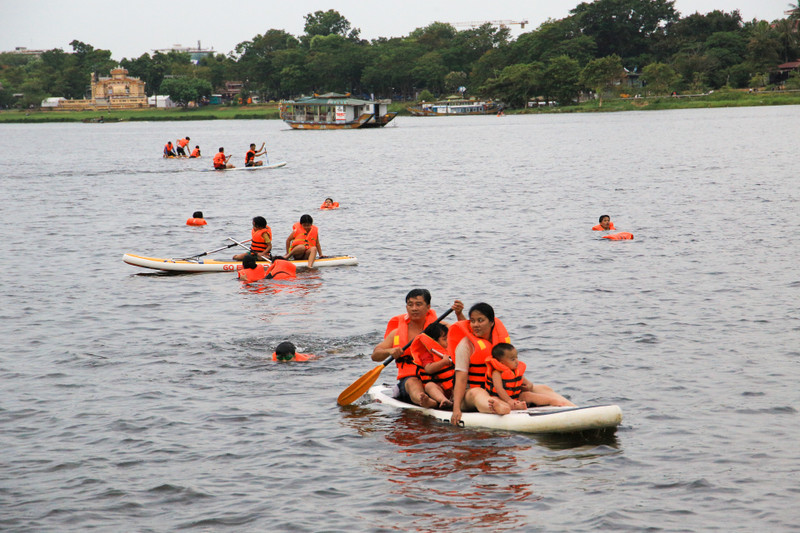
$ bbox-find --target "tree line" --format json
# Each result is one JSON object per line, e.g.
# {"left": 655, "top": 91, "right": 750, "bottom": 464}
{"left": 2, "top": 1, "right": 800, "bottom": 109}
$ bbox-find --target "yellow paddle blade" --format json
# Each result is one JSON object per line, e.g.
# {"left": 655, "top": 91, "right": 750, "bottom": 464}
{"left": 337, "top": 364, "right": 385, "bottom": 406}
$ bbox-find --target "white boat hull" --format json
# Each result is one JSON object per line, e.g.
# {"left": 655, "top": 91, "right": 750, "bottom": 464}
{"left": 123, "top": 253, "right": 357, "bottom": 272}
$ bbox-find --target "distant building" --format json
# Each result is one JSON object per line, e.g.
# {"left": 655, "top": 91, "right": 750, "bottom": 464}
{"left": 47, "top": 67, "right": 148, "bottom": 110}
{"left": 772, "top": 59, "right": 800, "bottom": 85}
{"left": 4, "top": 46, "right": 48, "bottom": 57}
{"left": 152, "top": 41, "right": 214, "bottom": 64}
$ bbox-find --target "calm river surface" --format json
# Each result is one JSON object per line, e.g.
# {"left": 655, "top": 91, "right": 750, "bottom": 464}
{"left": 1, "top": 108, "right": 798, "bottom": 532}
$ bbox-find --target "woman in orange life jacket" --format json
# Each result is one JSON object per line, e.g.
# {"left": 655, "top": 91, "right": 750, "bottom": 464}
{"left": 285, "top": 214, "right": 323, "bottom": 267}
{"left": 320, "top": 197, "right": 339, "bottom": 210}
{"left": 238, "top": 253, "right": 267, "bottom": 282}
{"left": 233, "top": 216, "right": 272, "bottom": 261}
{"left": 592, "top": 214, "right": 616, "bottom": 231}
{"left": 245, "top": 142, "right": 266, "bottom": 167}
{"left": 189, "top": 146, "right": 201, "bottom": 158}
{"left": 186, "top": 210, "right": 207, "bottom": 226}
{"left": 213, "top": 147, "right": 234, "bottom": 169}
{"left": 272, "top": 341, "right": 316, "bottom": 362}
{"left": 485, "top": 343, "right": 575, "bottom": 410}
{"left": 176, "top": 136, "right": 190, "bottom": 157}
{"left": 448, "top": 302, "right": 515, "bottom": 425}
{"left": 411, "top": 322, "right": 455, "bottom": 409}
{"left": 372, "top": 289, "right": 465, "bottom": 409}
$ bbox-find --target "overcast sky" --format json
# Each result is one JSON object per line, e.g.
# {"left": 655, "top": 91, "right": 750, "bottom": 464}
{"left": 1, "top": 0, "right": 794, "bottom": 60}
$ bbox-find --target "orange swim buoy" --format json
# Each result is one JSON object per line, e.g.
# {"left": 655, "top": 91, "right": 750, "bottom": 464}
{"left": 186, "top": 218, "right": 207, "bottom": 226}
{"left": 603, "top": 232, "right": 634, "bottom": 240}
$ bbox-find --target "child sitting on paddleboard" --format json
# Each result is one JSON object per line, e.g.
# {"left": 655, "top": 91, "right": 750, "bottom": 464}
{"left": 485, "top": 343, "right": 575, "bottom": 409}
{"left": 272, "top": 341, "right": 316, "bottom": 362}
{"left": 411, "top": 322, "right": 455, "bottom": 409}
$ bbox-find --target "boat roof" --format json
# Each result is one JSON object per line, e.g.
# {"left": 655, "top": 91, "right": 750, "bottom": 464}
{"left": 284, "top": 92, "right": 375, "bottom": 105}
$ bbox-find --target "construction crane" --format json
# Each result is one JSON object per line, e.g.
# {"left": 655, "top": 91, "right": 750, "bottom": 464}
{"left": 451, "top": 19, "right": 529, "bottom": 30}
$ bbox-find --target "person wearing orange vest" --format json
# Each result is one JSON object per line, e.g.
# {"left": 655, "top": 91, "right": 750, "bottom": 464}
{"left": 410, "top": 321, "right": 455, "bottom": 409}
{"left": 372, "top": 289, "right": 465, "bottom": 408}
{"left": 213, "top": 147, "right": 234, "bottom": 169}
{"left": 238, "top": 253, "right": 267, "bottom": 282}
{"left": 485, "top": 343, "right": 574, "bottom": 410}
{"left": 603, "top": 232, "right": 634, "bottom": 240}
{"left": 265, "top": 258, "right": 296, "bottom": 280}
{"left": 186, "top": 210, "right": 207, "bottom": 226}
{"left": 176, "top": 136, "right": 190, "bottom": 157}
{"left": 448, "top": 302, "right": 516, "bottom": 425}
{"left": 189, "top": 145, "right": 201, "bottom": 158}
{"left": 320, "top": 198, "right": 339, "bottom": 210}
{"left": 163, "top": 141, "right": 176, "bottom": 157}
{"left": 272, "top": 341, "right": 316, "bottom": 362}
{"left": 592, "top": 214, "right": 615, "bottom": 231}
{"left": 233, "top": 216, "right": 272, "bottom": 261}
{"left": 245, "top": 142, "right": 266, "bottom": 167}
{"left": 285, "top": 214, "right": 323, "bottom": 267}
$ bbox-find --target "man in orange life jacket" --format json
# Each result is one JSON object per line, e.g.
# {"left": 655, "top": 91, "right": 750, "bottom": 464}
{"left": 213, "top": 147, "right": 234, "bottom": 169}
{"left": 245, "top": 142, "right": 266, "bottom": 167}
{"left": 164, "top": 141, "right": 176, "bottom": 157}
{"left": 176, "top": 136, "right": 190, "bottom": 157}
{"left": 285, "top": 214, "right": 323, "bottom": 267}
{"left": 592, "top": 214, "right": 615, "bottom": 231}
{"left": 233, "top": 216, "right": 272, "bottom": 261}
{"left": 372, "top": 289, "right": 465, "bottom": 408}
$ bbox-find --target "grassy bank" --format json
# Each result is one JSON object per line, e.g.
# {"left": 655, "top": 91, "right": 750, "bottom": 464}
{"left": 2, "top": 90, "right": 799, "bottom": 123}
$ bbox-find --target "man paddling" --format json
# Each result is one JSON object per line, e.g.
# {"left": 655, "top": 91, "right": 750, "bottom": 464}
{"left": 213, "top": 147, "right": 234, "bottom": 169}
{"left": 245, "top": 142, "right": 267, "bottom": 167}
{"left": 372, "top": 289, "right": 465, "bottom": 409}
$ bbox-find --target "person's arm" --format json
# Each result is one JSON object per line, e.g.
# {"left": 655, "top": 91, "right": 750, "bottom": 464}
{"left": 316, "top": 237, "right": 323, "bottom": 258}
{"left": 450, "top": 338, "right": 471, "bottom": 426}
{"left": 285, "top": 231, "right": 295, "bottom": 253}
{"left": 491, "top": 371, "right": 516, "bottom": 405}
{"left": 372, "top": 328, "right": 402, "bottom": 361}
{"left": 423, "top": 351, "right": 452, "bottom": 375}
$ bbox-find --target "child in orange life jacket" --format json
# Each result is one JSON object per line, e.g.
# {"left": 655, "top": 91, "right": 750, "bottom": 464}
{"left": 233, "top": 216, "right": 272, "bottom": 261}
{"left": 592, "top": 214, "right": 616, "bottom": 231}
{"left": 285, "top": 214, "right": 324, "bottom": 267}
{"left": 411, "top": 322, "right": 455, "bottom": 409}
{"left": 186, "top": 211, "right": 207, "bottom": 226}
{"left": 272, "top": 341, "right": 316, "bottom": 362}
{"left": 238, "top": 253, "right": 267, "bottom": 282}
{"left": 485, "top": 343, "right": 575, "bottom": 409}
{"left": 189, "top": 145, "right": 201, "bottom": 158}
{"left": 320, "top": 197, "right": 339, "bottom": 209}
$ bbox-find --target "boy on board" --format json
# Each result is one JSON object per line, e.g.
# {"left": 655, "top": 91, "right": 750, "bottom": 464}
{"left": 189, "top": 145, "right": 201, "bottom": 158}
{"left": 176, "top": 136, "right": 190, "bottom": 157}
{"left": 372, "top": 289, "right": 465, "bottom": 409}
{"left": 592, "top": 214, "right": 615, "bottom": 231}
{"left": 213, "top": 147, "right": 234, "bottom": 169}
{"left": 163, "top": 141, "right": 176, "bottom": 157}
{"left": 485, "top": 343, "right": 575, "bottom": 409}
{"left": 233, "top": 216, "right": 271, "bottom": 261}
{"left": 411, "top": 322, "right": 455, "bottom": 409}
{"left": 245, "top": 142, "right": 266, "bottom": 167}
{"left": 285, "top": 214, "right": 323, "bottom": 267}
{"left": 273, "top": 341, "right": 317, "bottom": 362}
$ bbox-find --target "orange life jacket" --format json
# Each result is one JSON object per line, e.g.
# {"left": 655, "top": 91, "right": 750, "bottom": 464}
{"left": 190, "top": 148, "right": 200, "bottom": 158}
{"left": 385, "top": 309, "right": 439, "bottom": 380}
{"left": 484, "top": 357, "right": 526, "bottom": 399}
{"left": 592, "top": 222, "right": 616, "bottom": 231}
{"left": 178, "top": 138, "right": 189, "bottom": 148}
{"left": 186, "top": 217, "right": 207, "bottom": 226}
{"left": 448, "top": 318, "right": 510, "bottom": 388}
{"left": 265, "top": 259, "right": 296, "bottom": 280}
{"left": 271, "top": 352, "right": 313, "bottom": 362}
{"left": 245, "top": 149, "right": 256, "bottom": 164}
{"left": 213, "top": 152, "right": 226, "bottom": 168}
{"left": 164, "top": 142, "right": 174, "bottom": 155}
{"left": 238, "top": 264, "right": 266, "bottom": 282}
{"left": 320, "top": 202, "right": 340, "bottom": 210}
{"left": 290, "top": 222, "right": 319, "bottom": 249}
{"left": 250, "top": 227, "right": 272, "bottom": 254}
{"left": 410, "top": 333, "right": 454, "bottom": 391}
{"left": 603, "top": 232, "right": 634, "bottom": 240}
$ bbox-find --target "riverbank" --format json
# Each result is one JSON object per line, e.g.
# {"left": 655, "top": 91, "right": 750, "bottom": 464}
{"left": 2, "top": 89, "right": 799, "bottom": 123}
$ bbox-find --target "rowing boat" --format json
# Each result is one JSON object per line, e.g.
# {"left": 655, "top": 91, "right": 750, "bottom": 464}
{"left": 122, "top": 253, "right": 357, "bottom": 272}
{"left": 368, "top": 385, "right": 622, "bottom": 434}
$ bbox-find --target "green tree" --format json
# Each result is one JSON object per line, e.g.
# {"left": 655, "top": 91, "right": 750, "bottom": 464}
{"left": 641, "top": 62, "right": 680, "bottom": 94}
{"left": 541, "top": 55, "right": 581, "bottom": 105}
{"left": 417, "top": 89, "right": 435, "bottom": 101}
{"left": 303, "top": 10, "right": 360, "bottom": 41}
{"left": 410, "top": 51, "right": 447, "bottom": 93}
{"left": 580, "top": 54, "right": 625, "bottom": 106}
{"left": 480, "top": 62, "right": 542, "bottom": 107}
{"left": 160, "top": 77, "right": 212, "bottom": 106}
{"left": 511, "top": 18, "right": 597, "bottom": 66}
{"left": 444, "top": 71, "right": 467, "bottom": 93}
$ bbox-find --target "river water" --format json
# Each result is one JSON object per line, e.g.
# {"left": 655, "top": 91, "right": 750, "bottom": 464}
{"left": 1, "top": 108, "right": 798, "bottom": 532}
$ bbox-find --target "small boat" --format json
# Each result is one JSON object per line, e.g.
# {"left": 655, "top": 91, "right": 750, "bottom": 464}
{"left": 280, "top": 92, "right": 397, "bottom": 130}
{"left": 123, "top": 253, "right": 358, "bottom": 273}
{"left": 368, "top": 385, "right": 622, "bottom": 434}
{"left": 407, "top": 96, "right": 498, "bottom": 116}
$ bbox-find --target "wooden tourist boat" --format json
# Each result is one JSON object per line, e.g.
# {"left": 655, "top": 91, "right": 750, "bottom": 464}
{"left": 407, "top": 96, "right": 498, "bottom": 116}
{"left": 279, "top": 93, "right": 397, "bottom": 130}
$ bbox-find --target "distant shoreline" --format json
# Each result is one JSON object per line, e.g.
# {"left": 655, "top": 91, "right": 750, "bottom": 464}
{"left": 2, "top": 90, "right": 799, "bottom": 123}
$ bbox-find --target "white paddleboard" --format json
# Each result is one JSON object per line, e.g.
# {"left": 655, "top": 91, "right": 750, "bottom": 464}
{"left": 206, "top": 161, "right": 287, "bottom": 171}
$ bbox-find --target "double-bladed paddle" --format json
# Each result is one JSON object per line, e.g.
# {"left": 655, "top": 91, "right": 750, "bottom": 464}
{"left": 336, "top": 307, "right": 453, "bottom": 406}
{"left": 176, "top": 239, "right": 251, "bottom": 261}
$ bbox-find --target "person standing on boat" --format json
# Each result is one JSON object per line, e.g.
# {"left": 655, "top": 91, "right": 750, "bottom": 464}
{"left": 233, "top": 216, "right": 271, "bottom": 261}
{"left": 448, "top": 302, "right": 514, "bottom": 425}
{"left": 245, "top": 143, "right": 266, "bottom": 167}
{"left": 372, "top": 289, "right": 465, "bottom": 409}
{"left": 213, "top": 147, "right": 234, "bottom": 169}
{"left": 284, "top": 214, "right": 323, "bottom": 267}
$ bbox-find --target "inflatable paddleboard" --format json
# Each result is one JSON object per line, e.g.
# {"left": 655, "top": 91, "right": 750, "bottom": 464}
{"left": 123, "top": 253, "right": 357, "bottom": 272}
{"left": 368, "top": 385, "right": 622, "bottom": 434}
{"left": 206, "top": 161, "right": 287, "bottom": 171}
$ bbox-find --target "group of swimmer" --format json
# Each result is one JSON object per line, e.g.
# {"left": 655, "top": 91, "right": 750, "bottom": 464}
{"left": 213, "top": 143, "right": 267, "bottom": 169}
{"left": 373, "top": 289, "right": 575, "bottom": 425}
{"left": 163, "top": 137, "right": 200, "bottom": 158}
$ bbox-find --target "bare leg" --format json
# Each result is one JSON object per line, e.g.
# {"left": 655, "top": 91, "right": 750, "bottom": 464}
{"left": 285, "top": 245, "right": 307, "bottom": 260}
{"left": 424, "top": 383, "right": 452, "bottom": 409}
{"left": 307, "top": 247, "right": 318, "bottom": 267}
{"left": 405, "top": 377, "right": 437, "bottom": 408}
{"left": 522, "top": 386, "right": 575, "bottom": 407}
{"left": 466, "top": 387, "right": 510, "bottom": 415}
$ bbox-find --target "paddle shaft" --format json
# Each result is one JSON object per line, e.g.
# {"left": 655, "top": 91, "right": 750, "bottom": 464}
{"left": 384, "top": 307, "right": 453, "bottom": 365}
{"left": 177, "top": 239, "right": 251, "bottom": 261}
